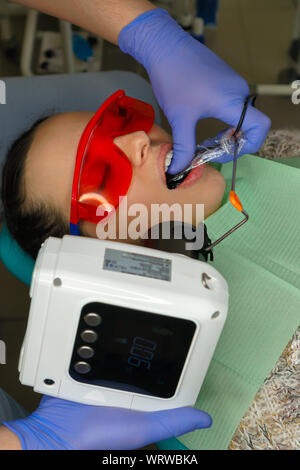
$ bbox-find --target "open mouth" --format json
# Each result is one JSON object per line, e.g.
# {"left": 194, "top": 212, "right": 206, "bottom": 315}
{"left": 166, "top": 169, "right": 191, "bottom": 189}
{"left": 162, "top": 147, "right": 205, "bottom": 190}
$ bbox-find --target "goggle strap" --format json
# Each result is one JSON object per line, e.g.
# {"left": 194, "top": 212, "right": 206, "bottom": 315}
{"left": 70, "top": 223, "right": 81, "bottom": 236}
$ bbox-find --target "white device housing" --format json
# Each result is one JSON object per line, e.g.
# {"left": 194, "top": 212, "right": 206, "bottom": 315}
{"left": 19, "top": 236, "right": 228, "bottom": 412}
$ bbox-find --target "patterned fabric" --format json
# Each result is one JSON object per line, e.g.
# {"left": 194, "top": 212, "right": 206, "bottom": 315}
{"left": 257, "top": 128, "right": 300, "bottom": 160}
{"left": 229, "top": 326, "right": 300, "bottom": 450}
{"left": 228, "top": 129, "right": 300, "bottom": 450}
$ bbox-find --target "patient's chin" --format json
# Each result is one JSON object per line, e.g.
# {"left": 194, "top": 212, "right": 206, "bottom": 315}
{"left": 202, "top": 166, "right": 226, "bottom": 218}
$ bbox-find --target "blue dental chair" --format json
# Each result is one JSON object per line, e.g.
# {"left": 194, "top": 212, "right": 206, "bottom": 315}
{"left": 0, "top": 71, "right": 186, "bottom": 450}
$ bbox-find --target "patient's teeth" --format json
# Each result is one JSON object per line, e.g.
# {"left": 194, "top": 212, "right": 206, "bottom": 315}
{"left": 165, "top": 150, "right": 173, "bottom": 171}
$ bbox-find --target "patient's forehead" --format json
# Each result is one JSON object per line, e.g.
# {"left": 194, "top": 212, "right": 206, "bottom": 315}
{"left": 24, "top": 111, "right": 93, "bottom": 218}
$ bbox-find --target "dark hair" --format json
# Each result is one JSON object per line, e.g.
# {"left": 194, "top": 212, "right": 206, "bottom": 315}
{"left": 1, "top": 117, "right": 70, "bottom": 259}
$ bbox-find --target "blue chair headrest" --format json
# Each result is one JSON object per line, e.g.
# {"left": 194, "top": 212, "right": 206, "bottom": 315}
{"left": 0, "top": 222, "right": 34, "bottom": 286}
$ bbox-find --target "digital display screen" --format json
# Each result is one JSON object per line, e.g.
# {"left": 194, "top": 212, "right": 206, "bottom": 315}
{"left": 69, "top": 302, "right": 196, "bottom": 398}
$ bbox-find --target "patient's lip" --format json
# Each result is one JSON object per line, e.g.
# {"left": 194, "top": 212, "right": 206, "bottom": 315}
{"left": 177, "top": 163, "right": 205, "bottom": 189}
{"left": 157, "top": 143, "right": 205, "bottom": 189}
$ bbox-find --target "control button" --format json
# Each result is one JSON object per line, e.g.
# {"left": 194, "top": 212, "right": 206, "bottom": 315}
{"left": 44, "top": 378, "right": 55, "bottom": 385}
{"left": 77, "top": 345, "right": 95, "bottom": 359}
{"left": 80, "top": 329, "right": 98, "bottom": 343}
{"left": 73, "top": 361, "right": 91, "bottom": 374}
{"left": 84, "top": 312, "right": 102, "bottom": 327}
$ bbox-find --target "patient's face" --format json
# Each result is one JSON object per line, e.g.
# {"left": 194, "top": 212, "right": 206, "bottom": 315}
{"left": 25, "top": 111, "right": 225, "bottom": 242}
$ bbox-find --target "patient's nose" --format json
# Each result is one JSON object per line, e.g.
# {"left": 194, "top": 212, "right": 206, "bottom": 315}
{"left": 113, "top": 131, "right": 150, "bottom": 167}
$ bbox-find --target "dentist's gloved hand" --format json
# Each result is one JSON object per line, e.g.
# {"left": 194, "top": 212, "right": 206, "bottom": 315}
{"left": 119, "top": 9, "right": 271, "bottom": 174}
{"left": 3, "top": 395, "right": 212, "bottom": 450}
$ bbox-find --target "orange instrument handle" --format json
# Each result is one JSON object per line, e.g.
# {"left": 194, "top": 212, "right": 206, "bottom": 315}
{"left": 229, "top": 190, "right": 243, "bottom": 212}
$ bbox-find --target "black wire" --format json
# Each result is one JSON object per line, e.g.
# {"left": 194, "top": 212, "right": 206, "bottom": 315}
{"left": 231, "top": 94, "right": 257, "bottom": 191}
{"left": 232, "top": 94, "right": 257, "bottom": 138}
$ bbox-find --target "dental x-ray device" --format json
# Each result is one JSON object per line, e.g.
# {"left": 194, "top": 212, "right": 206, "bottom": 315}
{"left": 18, "top": 234, "right": 228, "bottom": 412}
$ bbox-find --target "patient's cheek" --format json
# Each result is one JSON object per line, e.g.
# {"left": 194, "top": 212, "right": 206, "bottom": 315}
{"left": 203, "top": 168, "right": 226, "bottom": 218}
{"left": 82, "top": 196, "right": 149, "bottom": 243}
{"left": 80, "top": 220, "right": 97, "bottom": 238}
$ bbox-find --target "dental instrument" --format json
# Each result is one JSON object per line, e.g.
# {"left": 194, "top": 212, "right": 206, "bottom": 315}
{"left": 203, "top": 95, "right": 256, "bottom": 251}
{"left": 166, "top": 95, "right": 256, "bottom": 251}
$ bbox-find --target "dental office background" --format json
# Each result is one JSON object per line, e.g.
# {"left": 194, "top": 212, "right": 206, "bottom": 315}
{"left": 0, "top": 0, "right": 299, "bottom": 415}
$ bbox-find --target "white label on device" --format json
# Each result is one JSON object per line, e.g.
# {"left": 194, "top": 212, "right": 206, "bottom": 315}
{"left": 103, "top": 248, "right": 172, "bottom": 281}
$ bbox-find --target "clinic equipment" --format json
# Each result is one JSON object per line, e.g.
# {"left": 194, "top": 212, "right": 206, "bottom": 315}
{"left": 37, "top": 30, "right": 102, "bottom": 75}
{"left": 18, "top": 235, "right": 228, "bottom": 411}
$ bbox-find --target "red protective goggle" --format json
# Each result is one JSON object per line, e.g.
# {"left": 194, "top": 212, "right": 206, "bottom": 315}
{"left": 70, "top": 90, "right": 155, "bottom": 235}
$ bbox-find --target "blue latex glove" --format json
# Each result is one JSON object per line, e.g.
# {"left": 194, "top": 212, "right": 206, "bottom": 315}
{"left": 3, "top": 396, "right": 212, "bottom": 450}
{"left": 119, "top": 9, "right": 271, "bottom": 174}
